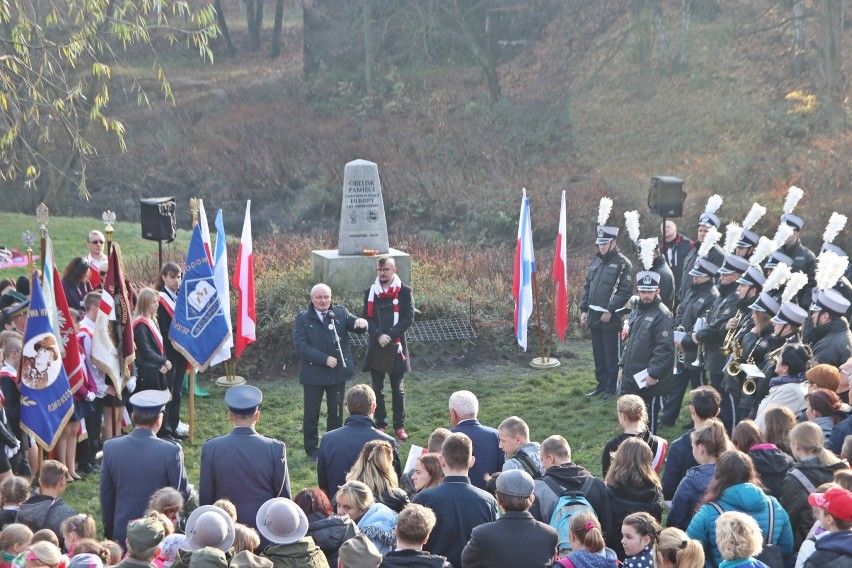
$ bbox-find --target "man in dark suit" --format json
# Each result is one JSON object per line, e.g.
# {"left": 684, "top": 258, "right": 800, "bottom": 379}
{"left": 293, "top": 282, "right": 368, "bottom": 462}
{"left": 317, "top": 384, "right": 400, "bottom": 497}
{"left": 461, "top": 469, "right": 558, "bottom": 568}
{"left": 100, "top": 390, "right": 191, "bottom": 548}
{"left": 449, "top": 390, "right": 503, "bottom": 490}
{"left": 199, "top": 385, "right": 290, "bottom": 545}
{"left": 412, "top": 433, "right": 499, "bottom": 568}
{"left": 362, "top": 257, "right": 414, "bottom": 441}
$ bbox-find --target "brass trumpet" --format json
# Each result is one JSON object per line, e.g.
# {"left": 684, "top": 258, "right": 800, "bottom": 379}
{"left": 720, "top": 310, "right": 743, "bottom": 357}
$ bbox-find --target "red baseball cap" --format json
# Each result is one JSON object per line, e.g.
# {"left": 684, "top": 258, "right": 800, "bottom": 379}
{"left": 808, "top": 487, "right": 852, "bottom": 522}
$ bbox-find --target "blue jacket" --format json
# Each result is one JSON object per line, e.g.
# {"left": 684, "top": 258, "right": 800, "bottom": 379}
{"left": 686, "top": 482, "right": 793, "bottom": 568}
{"left": 804, "top": 530, "right": 852, "bottom": 568}
{"left": 667, "top": 463, "right": 716, "bottom": 529}
{"left": 317, "top": 415, "right": 400, "bottom": 497}
{"left": 829, "top": 415, "right": 852, "bottom": 455}
{"left": 662, "top": 429, "right": 698, "bottom": 500}
{"left": 451, "top": 419, "right": 504, "bottom": 490}
{"left": 358, "top": 502, "right": 397, "bottom": 555}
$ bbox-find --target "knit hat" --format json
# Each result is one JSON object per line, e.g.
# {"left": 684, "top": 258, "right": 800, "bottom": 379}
{"left": 338, "top": 534, "right": 381, "bottom": 568}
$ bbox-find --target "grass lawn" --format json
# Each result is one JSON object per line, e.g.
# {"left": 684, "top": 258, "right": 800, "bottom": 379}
{"left": 62, "top": 339, "right": 692, "bottom": 532}
{"left": 0, "top": 212, "right": 192, "bottom": 281}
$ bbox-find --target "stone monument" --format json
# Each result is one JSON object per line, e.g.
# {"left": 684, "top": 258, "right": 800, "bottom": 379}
{"left": 312, "top": 159, "right": 410, "bottom": 293}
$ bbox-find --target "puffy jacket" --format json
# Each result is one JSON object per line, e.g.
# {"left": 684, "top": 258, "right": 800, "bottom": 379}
{"left": 357, "top": 502, "right": 397, "bottom": 555}
{"left": 667, "top": 463, "right": 715, "bottom": 529}
{"left": 579, "top": 248, "right": 633, "bottom": 331}
{"left": 293, "top": 304, "right": 365, "bottom": 386}
{"left": 754, "top": 379, "right": 808, "bottom": 432}
{"left": 305, "top": 512, "right": 358, "bottom": 567}
{"left": 782, "top": 457, "right": 849, "bottom": 549}
{"left": 605, "top": 482, "right": 662, "bottom": 559}
{"left": 620, "top": 297, "right": 675, "bottom": 396}
{"left": 686, "top": 482, "right": 793, "bottom": 568}
{"left": 661, "top": 429, "right": 698, "bottom": 501}
{"left": 803, "top": 530, "right": 852, "bottom": 568}
{"left": 748, "top": 444, "right": 794, "bottom": 498}
{"left": 261, "top": 538, "right": 329, "bottom": 568}
{"left": 811, "top": 318, "right": 852, "bottom": 368}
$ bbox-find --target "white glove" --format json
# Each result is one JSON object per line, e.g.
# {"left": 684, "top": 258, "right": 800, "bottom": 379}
{"left": 126, "top": 377, "right": 137, "bottom": 393}
{"left": 85, "top": 391, "right": 96, "bottom": 402}
{"left": 5, "top": 445, "right": 17, "bottom": 459}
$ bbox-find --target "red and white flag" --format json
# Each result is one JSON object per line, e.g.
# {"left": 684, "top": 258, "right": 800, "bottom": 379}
{"left": 198, "top": 199, "right": 214, "bottom": 266}
{"left": 552, "top": 190, "right": 569, "bottom": 342}
{"left": 512, "top": 189, "right": 536, "bottom": 351}
{"left": 233, "top": 200, "right": 256, "bottom": 358}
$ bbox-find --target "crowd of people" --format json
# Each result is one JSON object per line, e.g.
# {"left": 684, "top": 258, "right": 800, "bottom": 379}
{"left": 0, "top": 188, "right": 851, "bottom": 568}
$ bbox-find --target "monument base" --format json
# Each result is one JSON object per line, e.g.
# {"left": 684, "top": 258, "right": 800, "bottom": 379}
{"left": 530, "top": 357, "right": 561, "bottom": 369}
{"left": 312, "top": 248, "right": 411, "bottom": 293}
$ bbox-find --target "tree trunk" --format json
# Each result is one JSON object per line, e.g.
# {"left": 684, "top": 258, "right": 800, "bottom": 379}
{"left": 363, "top": 0, "right": 374, "bottom": 94}
{"left": 270, "top": 0, "right": 285, "bottom": 58}
{"left": 791, "top": 1, "right": 806, "bottom": 75}
{"left": 677, "top": 0, "right": 692, "bottom": 71}
{"left": 214, "top": 0, "right": 236, "bottom": 56}
{"left": 246, "top": 0, "right": 263, "bottom": 52}
{"left": 633, "top": 0, "right": 653, "bottom": 99}
{"left": 652, "top": 0, "right": 670, "bottom": 70}
{"left": 820, "top": 0, "right": 847, "bottom": 133}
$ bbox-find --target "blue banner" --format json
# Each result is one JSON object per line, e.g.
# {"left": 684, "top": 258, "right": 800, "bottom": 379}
{"left": 170, "top": 224, "right": 232, "bottom": 371}
{"left": 20, "top": 277, "right": 74, "bottom": 451}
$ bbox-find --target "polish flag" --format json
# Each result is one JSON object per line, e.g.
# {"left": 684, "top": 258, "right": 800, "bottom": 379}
{"left": 512, "top": 189, "right": 536, "bottom": 351}
{"left": 233, "top": 201, "right": 256, "bottom": 358}
{"left": 552, "top": 190, "right": 568, "bottom": 342}
{"left": 198, "top": 199, "right": 214, "bottom": 266}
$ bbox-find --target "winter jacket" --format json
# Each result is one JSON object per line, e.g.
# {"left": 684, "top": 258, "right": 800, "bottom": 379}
{"left": 503, "top": 441, "right": 543, "bottom": 477}
{"left": 531, "top": 463, "right": 612, "bottom": 539}
{"left": 605, "top": 482, "right": 662, "bottom": 559}
{"left": 620, "top": 297, "right": 675, "bottom": 396}
{"left": 829, "top": 415, "right": 852, "bottom": 455}
{"left": 811, "top": 318, "right": 852, "bottom": 368}
{"left": 696, "top": 282, "right": 739, "bottom": 377}
{"left": 779, "top": 239, "right": 816, "bottom": 304}
{"left": 579, "top": 248, "right": 633, "bottom": 332}
{"left": 782, "top": 457, "right": 849, "bottom": 549}
{"left": 679, "top": 242, "right": 724, "bottom": 303}
{"left": 304, "top": 512, "right": 358, "bottom": 567}
{"left": 15, "top": 495, "right": 77, "bottom": 549}
{"left": 601, "top": 431, "right": 661, "bottom": 479}
{"left": 661, "top": 232, "right": 694, "bottom": 300}
{"left": 133, "top": 317, "right": 169, "bottom": 391}
{"left": 652, "top": 256, "right": 676, "bottom": 311}
{"left": 748, "top": 444, "right": 794, "bottom": 498}
{"left": 361, "top": 284, "right": 414, "bottom": 374}
{"left": 261, "top": 538, "right": 329, "bottom": 568}
{"left": 380, "top": 549, "right": 452, "bottom": 568}
{"left": 675, "top": 279, "right": 719, "bottom": 366}
{"left": 803, "top": 530, "right": 852, "bottom": 568}
{"left": 719, "top": 559, "right": 770, "bottom": 568}
{"left": 667, "top": 463, "right": 716, "bottom": 529}
{"left": 754, "top": 379, "right": 808, "bottom": 432}
{"left": 662, "top": 429, "right": 698, "bottom": 501}
{"left": 557, "top": 549, "right": 619, "bottom": 568}
{"left": 686, "top": 482, "right": 793, "bottom": 568}
{"left": 357, "top": 502, "right": 397, "bottom": 555}
{"left": 812, "top": 416, "right": 834, "bottom": 440}
{"left": 379, "top": 488, "right": 410, "bottom": 513}
{"left": 293, "top": 303, "right": 365, "bottom": 386}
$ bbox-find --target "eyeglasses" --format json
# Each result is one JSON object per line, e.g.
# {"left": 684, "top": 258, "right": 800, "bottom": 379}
{"left": 377, "top": 268, "right": 393, "bottom": 273}
{"left": 89, "top": 240, "right": 104, "bottom": 245}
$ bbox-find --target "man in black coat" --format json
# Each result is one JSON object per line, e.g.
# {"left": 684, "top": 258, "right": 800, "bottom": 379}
{"left": 362, "top": 257, "right": 414, "bottom": 441}
{"left": 580, "top": 225, "right": 633, "bottom": 401}
{"left": 317, "top": 384, "right": 400, "bottom": 497}
{"left": 293, "top": 283, "right": 368, "bottom": 462}
{"left": 661, "top": 220, "right": 694, "bottom": 303}
{"left": 810, "top": 288, "right": 852, "bottom": 367}
{"left": 199, "top": 385, "right": 290, "bottom": 547}
{"left": 379, "top": 504, "right": 452, "bottom": 568}
{"left": 461, "top": 469, "right": 558, "bottom": 568}
{"left": 619, "top": 268, "right": 675, "bottom": 434}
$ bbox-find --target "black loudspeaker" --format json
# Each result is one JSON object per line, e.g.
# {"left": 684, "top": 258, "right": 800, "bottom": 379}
{"left": 140, "top": 197, "right": 177, "bottom": 242}
{"left": 647, "top": 176, "right": 686, "bottom": 217}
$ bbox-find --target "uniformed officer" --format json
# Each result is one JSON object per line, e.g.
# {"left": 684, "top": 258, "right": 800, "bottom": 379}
{"left": 810, "top": 288, "right": 852, "bottom": 367}
{"left": 618, "top": 265, "right": 675, "bottom": 434}
{"left": 199, "top": 385, "right": 290, "bottom": 546}
{"left": 678, "top": 195, "right": 725, "bottom": 304}
{"left": 100, "top": 389, "right": 191, "bottom": 548}
{"left": 777, "top": 187, "right": 816, "bottom": 304}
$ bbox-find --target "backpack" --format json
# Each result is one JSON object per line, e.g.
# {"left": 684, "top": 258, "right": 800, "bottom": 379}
{"left": 514, "top": 449, "right": 542, "bottom": 479}
{"left": 545, "top": 476, "right": 597, "bottom": 556}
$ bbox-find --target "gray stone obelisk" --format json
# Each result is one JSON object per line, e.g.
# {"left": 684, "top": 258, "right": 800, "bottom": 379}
{"left": 337, "top": 159, "right": 390, "bottom": 255}
{"left": 311, "top": 159, "right": 410, "bottom": 292}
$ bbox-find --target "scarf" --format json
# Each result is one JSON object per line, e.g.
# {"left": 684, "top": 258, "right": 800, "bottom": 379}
{"left": 133, "top": 316, "right": 164, "bottom": 355}
{"left": 769, "top": 373, "right": 806, "bottom": 388}
{"left": 366, "top": 274, "right": 405, "bottom": 356}
{"left": 159, "top": 289, "right": 177, "bottom": 317}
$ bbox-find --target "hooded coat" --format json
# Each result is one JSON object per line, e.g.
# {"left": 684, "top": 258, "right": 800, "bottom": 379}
{"left": 748, "top": 444, "right": 794, "bottom": 498}
{"left": 667, "top": 463, "right": 716, "bottom": 529}
{"left": 803, "top": 530, "right": 852, "bottom": 568}
{"left": 782, "top": 457, "right": 849, "bottom": 549}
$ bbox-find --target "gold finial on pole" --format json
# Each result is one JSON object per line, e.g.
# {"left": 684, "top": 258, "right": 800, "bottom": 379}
{"left": 36, "top": 203, "right": 49, "bottom": 270}
{"left": 21, "top": 231, "right": 35, "bottom": 285}
{"left": 102, "top": 210, "right": 116, "bottom": 257}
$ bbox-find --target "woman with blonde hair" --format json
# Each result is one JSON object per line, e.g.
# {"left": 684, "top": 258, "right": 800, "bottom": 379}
{"left": 668, "top": 419, "right": 729, "bottom": 529}
{"left": 345, "top": 440, "right": 408, "bottom": 512}
{"left": 133, "top": 287, "right": 171, "bottom": 394}
{"left": 714, "top": 511, "right": 767, "bottom": 568}
{"left": 601, "top": 395, "right": 665, "bottom": 478}
{"left": 655, "top": 527, "right": 704, "bottom": 568}
{"left": 335, "top": 480, "right": 397, "bottom": 554}
{"left": 782, "top": 421, "right": 848, "bottom": 548}
{"left": 22, "top": 541, "right": 62, "bottom": 568}
{"left": 603, "top": 438, "right": 662, "bottom": 559}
